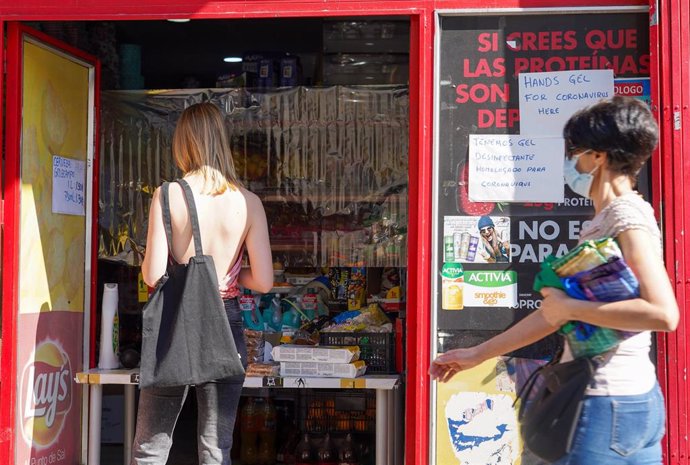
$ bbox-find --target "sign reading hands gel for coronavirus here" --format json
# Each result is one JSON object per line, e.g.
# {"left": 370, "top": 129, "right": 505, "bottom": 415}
{"left": 518, "top": 69, "right": 614, "bottom": 136}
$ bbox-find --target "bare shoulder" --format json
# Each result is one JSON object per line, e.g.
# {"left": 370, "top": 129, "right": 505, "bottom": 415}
{"left": 238, "top": 187, "right": 264, "bottom": 209}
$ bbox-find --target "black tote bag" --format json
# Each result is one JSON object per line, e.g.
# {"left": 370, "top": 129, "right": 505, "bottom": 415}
{"left": 139, "top": 179, "right": 245, "bottom": 389}
{"left": 516, "top": 353, "right": 595, "bottom": 463}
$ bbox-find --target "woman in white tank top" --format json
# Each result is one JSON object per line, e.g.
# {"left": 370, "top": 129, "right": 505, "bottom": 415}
{"left": 132, "top": 102, "right": 273, "bottom": 465}
{"left": 431, "top": 97, "right": 679, "bottom": 465}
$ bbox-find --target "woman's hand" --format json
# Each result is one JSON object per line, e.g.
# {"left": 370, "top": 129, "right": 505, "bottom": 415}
{"left": 429, "top": 346, "right": 484, "bottom": 383}
{"left": 539, "top": 287, "right": 573, "bottom": 327}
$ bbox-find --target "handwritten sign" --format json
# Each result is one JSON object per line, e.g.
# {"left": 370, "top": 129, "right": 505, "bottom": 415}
{"left": 52, "top": 155, "right": 85, "bottom": 216}
{"left": 468, "top": 135, "right": 564, "bottom": 203}
{"left": 518, "top": 69, "right": 614, "bottom": 135}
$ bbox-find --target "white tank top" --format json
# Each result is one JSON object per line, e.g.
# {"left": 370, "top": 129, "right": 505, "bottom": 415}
{"left": 563, "top": 192, "right": 660, "bottom": 396}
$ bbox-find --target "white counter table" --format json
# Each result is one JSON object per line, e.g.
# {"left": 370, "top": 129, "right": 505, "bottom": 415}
{"left": 76, "top": 369, "right": 402, "bottom": 465}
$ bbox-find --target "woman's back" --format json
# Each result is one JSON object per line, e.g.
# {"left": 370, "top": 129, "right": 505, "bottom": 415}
{"left": 167, "top": 176, "right": 249, "bottom": 281}
{"left": 141, "top": 102, "right": 272, "bottom": 294}
{"left": 142, "top": 175, "right": 273, "bottom": 294}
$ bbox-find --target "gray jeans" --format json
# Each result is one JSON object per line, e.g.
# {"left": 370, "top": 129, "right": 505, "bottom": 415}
{"left": 131, "top": 299, "right": 247, "bottom": 465}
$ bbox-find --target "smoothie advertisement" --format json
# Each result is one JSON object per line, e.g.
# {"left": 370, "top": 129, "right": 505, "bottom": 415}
{"left": 432, "top": 10, "right": 650, "bottom": 465}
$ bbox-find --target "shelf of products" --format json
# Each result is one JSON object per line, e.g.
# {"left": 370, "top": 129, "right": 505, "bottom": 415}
{"left": 322, "top": 19, "right": 410, "bottom": 86}
{"left": 98, "top": 86, "right": 408, "bottom": 269}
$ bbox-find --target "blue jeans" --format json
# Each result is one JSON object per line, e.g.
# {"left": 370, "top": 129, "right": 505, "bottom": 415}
{"left": 549, "top": 383, "right": 666, "bottom": 465}
{"left": 131, "top": 299, "right": 247, "bottom": 465}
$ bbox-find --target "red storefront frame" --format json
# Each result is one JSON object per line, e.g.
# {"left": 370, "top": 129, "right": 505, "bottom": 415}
{"left": 1, "top": 1, "right": 686, "bottom": 465}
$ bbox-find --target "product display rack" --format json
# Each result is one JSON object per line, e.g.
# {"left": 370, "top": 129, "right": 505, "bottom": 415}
{"left": 76, "top": 368, "right": 401, "bottom": 465}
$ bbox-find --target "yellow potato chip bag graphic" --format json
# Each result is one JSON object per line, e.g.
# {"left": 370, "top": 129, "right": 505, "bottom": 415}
{"left": 41, "top": 82, "right": 69, "bottom": 154}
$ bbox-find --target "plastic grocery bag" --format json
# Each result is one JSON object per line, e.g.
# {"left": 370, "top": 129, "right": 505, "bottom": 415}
{"left": 534, "top": 239, "right": 639, "bottom": 358}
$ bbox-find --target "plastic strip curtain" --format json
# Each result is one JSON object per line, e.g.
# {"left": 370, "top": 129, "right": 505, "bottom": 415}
{"left": 99, "top": 86, "right": 408, "bottom": 267}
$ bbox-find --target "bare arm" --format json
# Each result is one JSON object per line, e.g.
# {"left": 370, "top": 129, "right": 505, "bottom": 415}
{"left": 237, "top": 193, "right": 273, "bottom": 293}
{"left": 541, "top": 228, "right": 679, "bottom": 332}
{"left": 141, "top": 187, "right": 169, "bottom": 287}
{"left": 430, "top": 308, "right": 559, "bottom": 382}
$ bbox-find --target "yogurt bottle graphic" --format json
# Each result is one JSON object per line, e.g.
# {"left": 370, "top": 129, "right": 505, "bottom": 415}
{"left": 441, "top": 262, "right": 464, "bottom": 310}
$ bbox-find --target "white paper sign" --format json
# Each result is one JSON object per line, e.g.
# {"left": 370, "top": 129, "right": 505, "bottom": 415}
{"left": 52, "top": 155, "right": 86, "bottom": 216}
{"left": 518, "top": 69, "right": 614, "bottom": 135}
{"left": 468, "top": 135, "right": 564, "bottom": 203}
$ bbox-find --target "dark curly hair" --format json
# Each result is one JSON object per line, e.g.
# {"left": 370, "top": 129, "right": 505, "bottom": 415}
{"left": 563, "top": 96, "right": 659, "bottom": 177}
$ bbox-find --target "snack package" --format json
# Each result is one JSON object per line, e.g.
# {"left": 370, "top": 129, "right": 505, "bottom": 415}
{"left": 533, "top": 237, "right": 639, "bottom": 357}
{"left": 245, "top": 362, "right": 281, "bottom": 377}
{"left": 347, "top": 267, "right": 367, "bottom": 310}
{"left": 321, "top": 303, "right": 392, "bottom": 333}
{"left": 244, "top": 329, "right": 265, "bottom": 364}
{"left": 272, "top": 344, "right": 360, "bottom": 363}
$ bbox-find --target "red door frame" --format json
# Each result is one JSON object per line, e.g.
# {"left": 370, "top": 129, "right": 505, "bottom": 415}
{"left": 1, "top": 23, "right": 100, "bottom": 464}
{"left": 652, "top": 0, "right": 690, "bottom": 462}
{"left": 1, "top": 2, "right": 681, "bottom": 465}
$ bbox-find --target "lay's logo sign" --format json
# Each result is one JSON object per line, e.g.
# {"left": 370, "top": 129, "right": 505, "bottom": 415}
{"left": 20, "top": 340, "right": 73, "bottom": 448}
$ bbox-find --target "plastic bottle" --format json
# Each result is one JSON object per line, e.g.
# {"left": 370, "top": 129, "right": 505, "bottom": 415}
{"left": 266, "top": 294, "right": 283, "bottom": 332}
{"left": 241, "top": 397, "right": 260, "bottom": 465}
{"left": 315, "top": 433, "right": 336, "bottom": 465}
{"left": 99, "top": 283, "right": 120, "bottom": 369}
{"left": 338, "top": 433, "right": 358, "bottom": 465}
{"left": 302, "top": 287, "right": 318, "bottom": 321}
{"left": 294, "top": 432, "right": 313, "bottom": 465}
{"left": 277, "top": 422, "right": 300, "bottom": 464}
{"left": 241, "top": 289, "right": 264, "bottom": 331}
{"left": 281, "top": 298, "right": 302, "bottom": 336}
{"left": 441, "top": 262, "right": 464, "bottom": 310}
{"left": 257, "top": 397, "right": 277, "bottom": 465}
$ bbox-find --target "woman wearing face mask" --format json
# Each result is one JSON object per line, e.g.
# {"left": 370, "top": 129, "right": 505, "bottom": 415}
{"left": 430, "top": 96, "right": 679, "bottom": 465}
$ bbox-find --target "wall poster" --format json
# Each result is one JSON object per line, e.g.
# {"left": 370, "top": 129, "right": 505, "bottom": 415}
{"left": 15, "top": 30, "right": 96, "bottom": 465}
{"left": 431, "top": 8, "right": 651, "bottom": 465}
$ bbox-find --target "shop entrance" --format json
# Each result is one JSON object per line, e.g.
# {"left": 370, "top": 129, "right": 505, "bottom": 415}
{"left": 6, "top": 16, "right": 411, "bottom": 465}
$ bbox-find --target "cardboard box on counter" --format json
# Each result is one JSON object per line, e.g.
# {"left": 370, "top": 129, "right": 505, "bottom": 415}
{"left": 279, "top": 360, "right": 367, "bottom": 378}
{"left": 272, "top": 344, "right": 360, "bottom": 363}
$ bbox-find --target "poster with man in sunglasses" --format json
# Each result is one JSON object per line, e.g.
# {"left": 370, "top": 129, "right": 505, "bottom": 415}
{"left": 443, "top": 215, "right": 511, "bottom": 264}
{"left": 477, "top": 216, "right": 510, "bottom": 263}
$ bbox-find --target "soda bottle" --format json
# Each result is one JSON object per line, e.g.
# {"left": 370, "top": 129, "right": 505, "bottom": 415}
{"left": 277, "top": 424, "right": 300, "bottom": 464}
{"left": 338, "top": 433, "right": 358, "bottom": 465}
{"left": 241, "top": 397, "right": 260, "bottom": 465}
{"left": 315, "top": 433, "right": 337, "bottom": 465}
{"left": 257, "top": 397, "right": 277, "bottom": 465}
{"left": 294, "top": 432, "right": 313, "bottom": 465}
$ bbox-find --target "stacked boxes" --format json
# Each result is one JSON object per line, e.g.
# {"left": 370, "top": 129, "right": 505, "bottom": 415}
{"left": 271, "top": 345, "right": 366, "bottom": 378}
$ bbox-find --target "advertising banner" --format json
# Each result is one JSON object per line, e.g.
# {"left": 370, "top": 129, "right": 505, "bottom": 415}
{"left": 433, "top": 9, "right": 650, "bottom": 465}
{"left": 16, "top": 32, "right": 93, "bottom": 465}
{"left": 434, "top": 10, "right": 650, "bottom": 350}
{"left": 16, "top": 313, "right": 83, "bottom": 465}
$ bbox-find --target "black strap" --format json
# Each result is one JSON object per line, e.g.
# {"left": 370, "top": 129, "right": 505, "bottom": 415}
{"left": 176, "top": 178, "right": 204, "bottom": 257}
{"left": 160, "top": 182, "right": 174, "bottom": 254}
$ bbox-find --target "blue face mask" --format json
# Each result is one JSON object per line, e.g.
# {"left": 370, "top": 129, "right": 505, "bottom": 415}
{"left": 563, "top": 151, "right": 597, "bottom": 198}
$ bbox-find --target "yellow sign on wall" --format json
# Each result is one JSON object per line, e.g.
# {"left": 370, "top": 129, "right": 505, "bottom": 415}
{"left": 20, "top": 41, "right": 90, "bottom": 313}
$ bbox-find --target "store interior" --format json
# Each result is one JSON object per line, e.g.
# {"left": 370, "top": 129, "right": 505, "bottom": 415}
{"left": 28, "top": 17, "right": 411, "bottom": 465}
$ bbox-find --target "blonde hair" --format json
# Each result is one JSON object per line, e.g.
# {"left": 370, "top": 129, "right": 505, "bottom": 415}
{"left": 172, "top": 102, "right": 242, "bottom": 194}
